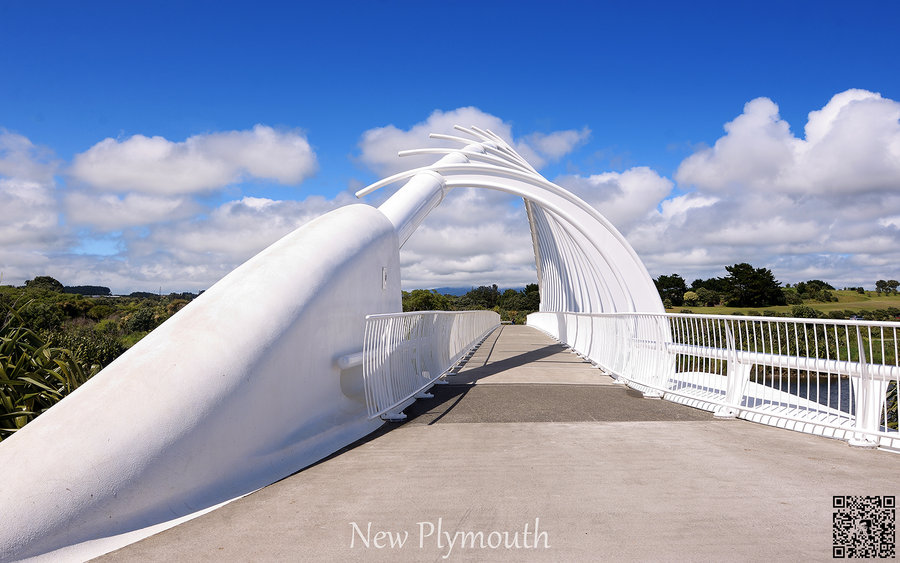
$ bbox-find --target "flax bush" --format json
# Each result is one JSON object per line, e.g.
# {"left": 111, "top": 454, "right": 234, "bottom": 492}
{"left": 0, "top": 302, "right": 97, "bottom": 441}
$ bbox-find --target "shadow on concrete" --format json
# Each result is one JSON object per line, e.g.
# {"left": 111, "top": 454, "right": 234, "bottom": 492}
{"left": 447, "top": 342, "right": 570, "bottom": 383}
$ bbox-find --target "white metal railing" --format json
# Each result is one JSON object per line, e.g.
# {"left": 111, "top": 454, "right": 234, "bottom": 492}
{"left": 362, "top": 310, "right": 500, "bottom": 420}
{"left": 528, "top": 311, "right": 900, "bottom": 449}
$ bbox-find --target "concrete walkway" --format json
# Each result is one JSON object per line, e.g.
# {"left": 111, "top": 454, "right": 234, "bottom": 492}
{"left": 99, "top": 325, "right": 898, "bottom": 562}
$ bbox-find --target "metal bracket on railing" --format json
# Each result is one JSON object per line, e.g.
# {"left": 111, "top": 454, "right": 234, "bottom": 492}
{"left": 381, "top": 412, "right": 407, "bottom": 422}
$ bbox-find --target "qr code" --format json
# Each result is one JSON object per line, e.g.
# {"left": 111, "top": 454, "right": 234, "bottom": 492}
{"left": 833, "top": 496, "right": 895, "bottom": 558}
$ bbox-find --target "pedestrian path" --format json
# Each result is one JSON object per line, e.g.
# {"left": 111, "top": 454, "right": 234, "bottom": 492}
{"left": 98, "top": 325, "right": 899, "bottom": 562}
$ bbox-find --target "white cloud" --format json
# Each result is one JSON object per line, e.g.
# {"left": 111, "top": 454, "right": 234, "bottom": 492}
{"left": 675, "top": 97, "right": 797, "bottom": 193}
{"left": 116, "top": 193, "right": 357, "bottom": 291}
{"left": 357, "top": 107, "right": 589, "bottom": 177}
{"left": 0, "top": 127, "right": 327, "bottom": 291}
{"left": 676, "top": 90, "right": 900, "bottom": 195}
{"left": 399, "top": 188, "right": 537, "bottom": 289}
{"left": 0, "top": 131, "right": 67, "bottom": 285}
{"left": 523, "top": 127, "right": 591, "bottom": 161}
{"left": 555, "top": 167, "right": 673, "bottom": 232}
{"left": 65, "top": 192, "right": 202, "bottom": 231}
{"left": 0, "top": 179, "right": 59, "bottom": 246}
{"left": 70, "top": 125, "right": 318, "bottom": 195}
{"left": 636, "top": 89, "right": 900, "bottom": 287}
{"left": 0, "top": 129, "right": 59, "bottom": 184}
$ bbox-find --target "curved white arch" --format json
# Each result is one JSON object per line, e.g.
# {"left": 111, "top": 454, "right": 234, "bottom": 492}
{"left": 358, "top": 128, "right": 663, "bottom": 314}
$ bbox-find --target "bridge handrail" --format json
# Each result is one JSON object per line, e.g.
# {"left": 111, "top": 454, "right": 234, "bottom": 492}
{"left": 362, "top": 310, "right": 500, "bottom": 420}
{"left": 528, "top": 311, "right": 900, "bottom": 449}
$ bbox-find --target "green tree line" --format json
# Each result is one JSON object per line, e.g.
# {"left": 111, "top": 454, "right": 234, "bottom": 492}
{"left": 656, "top": 263, "right": 899, "bottom": 317}
{"left": 402, "top": 283, "right": 540, "bottom": 325}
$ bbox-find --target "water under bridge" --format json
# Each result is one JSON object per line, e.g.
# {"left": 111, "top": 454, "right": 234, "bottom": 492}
{"left": 0, "top": 127, "right": 897, "bottom": 561}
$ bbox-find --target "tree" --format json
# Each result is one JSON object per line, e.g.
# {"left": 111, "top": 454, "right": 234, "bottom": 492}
{"left": 876, "top": 280, "right": 888, "bottom": 294}
{"left": 790, "top": 305, "right": 821, "bottom": 318}
{"left": 64, "top": 285, "right": 112, "bottom": 296}
{"left": 782, "top": 287, "right": 803, "bottom": 305}
{"left": 499, "top": 288, "right": 523, "bottom": 311}
{"left": 459, "top": 285, "right": 500, "bottom": 309}
{"left": 723, "top": 263, "right": 786, "bottom": 307}
{"left": 796, "top": 280, "right": 836, "bottom": 302}
{"left": 887, "top": 280, "right": 900, "bottom": 294}
{"left": 682, "top": 291, "right": 699, "bottom": 307}
{"left": 522, "top": 283, "right": 540, "bottom": 311}
{"left": 695, "top": 287, "right": 719, "bottom": 307}
{"left": 654, "top": 274, "right": 687, "bottom": 307}
{"left": 402, "top": 290, "right": 452, "bottom": 312}
{"left": 23, "top": 276, "right": 64, "bottom": 293}
{"left": 124, "top": 307, "right": 159, "bottom": 333}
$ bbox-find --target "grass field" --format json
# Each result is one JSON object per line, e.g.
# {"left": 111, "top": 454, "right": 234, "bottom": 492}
{"left": 670, "top": 290, "right": 900, "bottom": 317}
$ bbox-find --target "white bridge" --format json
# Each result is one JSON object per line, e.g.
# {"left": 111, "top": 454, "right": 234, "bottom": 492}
{"left": 1, "top": 127, "right": 898, "bottom": 561}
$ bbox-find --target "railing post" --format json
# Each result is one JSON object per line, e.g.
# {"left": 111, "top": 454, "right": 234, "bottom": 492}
{"left": 716, "top": 320, "right": 750, "bottom": 419}
{"left": 848, "top": 326, "right": 886, "bottom": 448}
{"left": 642, "top": 315, "right": 665, "bottom": 399}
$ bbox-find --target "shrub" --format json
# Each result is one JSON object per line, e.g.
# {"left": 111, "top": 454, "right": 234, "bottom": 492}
{"left": 790, "top": 305, "right": 821, "bottom": 318}
{"left": 87, "top": 304, "right": 116, "bottom": 321}
{"left": 19, "top": 300, "right": 64, "bottom": 331}
{"left": 0, "top": 304, "right": 95, "bottom": 441}
{"left": 124, "top": 306, "right": 159, "bottom": 333}
{"left": 44, "top": 327, "right": 125, "bottom": 370}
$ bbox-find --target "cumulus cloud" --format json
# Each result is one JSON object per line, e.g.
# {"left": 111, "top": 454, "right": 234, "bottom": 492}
{"left": 523, "top": 127, "right": 591, "bottom": 161}
{"left": 118, "top": 193, "right": 357, "bottom": 291}
{"left": 357, "top": 107, "right": 589, "bottom": 177}
{"left": 0, "top": 126, "right": 328, "bottom": 291}
{"left": 65, "top": 192, "right": 202, "bottom": 231}
{"left": 0, "top": 129, "right": 60, "bottom": 184}
{"left": 676, "top": 89, "right": 900, "bottom": 195}
{"left": 555, "top": 167, "right": 674, "bottom": 232}
{"left": 70, "top": 125, "right": 318, "bottom": 194}
{"left": 0, "top": 131, "right": 67, "bottom": 284}
{"left": 399, "top": 188, "right": 537, "bottom": 289}
{"left": 0, "top": 179, "right": 59, "bottom": 246}
{"left": 636, "top": 89, "right": 900, "bottom": 286}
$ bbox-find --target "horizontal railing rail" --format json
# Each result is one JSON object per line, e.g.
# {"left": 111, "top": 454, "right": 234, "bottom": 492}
{"left": 362, "top": 310, "right": 500, "bottom": 420}
{"left": 528, "top": 311, "right": 900, "bottom": 449}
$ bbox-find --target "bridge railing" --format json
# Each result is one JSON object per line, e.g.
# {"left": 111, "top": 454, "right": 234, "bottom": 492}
{"left": 529, "top": 311, "right": 900, "bottom": 448}
{"left": 362, "top": 310, "right": 500, "bottom": 420}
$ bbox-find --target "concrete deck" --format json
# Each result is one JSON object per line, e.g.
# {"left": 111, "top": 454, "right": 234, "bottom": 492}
{"left": 99, "top": 325, "right": 898, "bottom": 562}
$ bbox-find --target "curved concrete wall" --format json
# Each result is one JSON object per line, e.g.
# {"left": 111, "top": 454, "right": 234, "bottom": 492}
{"left": 0, "top": 204, "right": 400, "bottom": 561}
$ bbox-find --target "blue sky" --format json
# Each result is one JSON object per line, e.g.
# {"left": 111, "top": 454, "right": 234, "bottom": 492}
{"left": 2, "top": 1, "right": 899, "bottom": 293}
